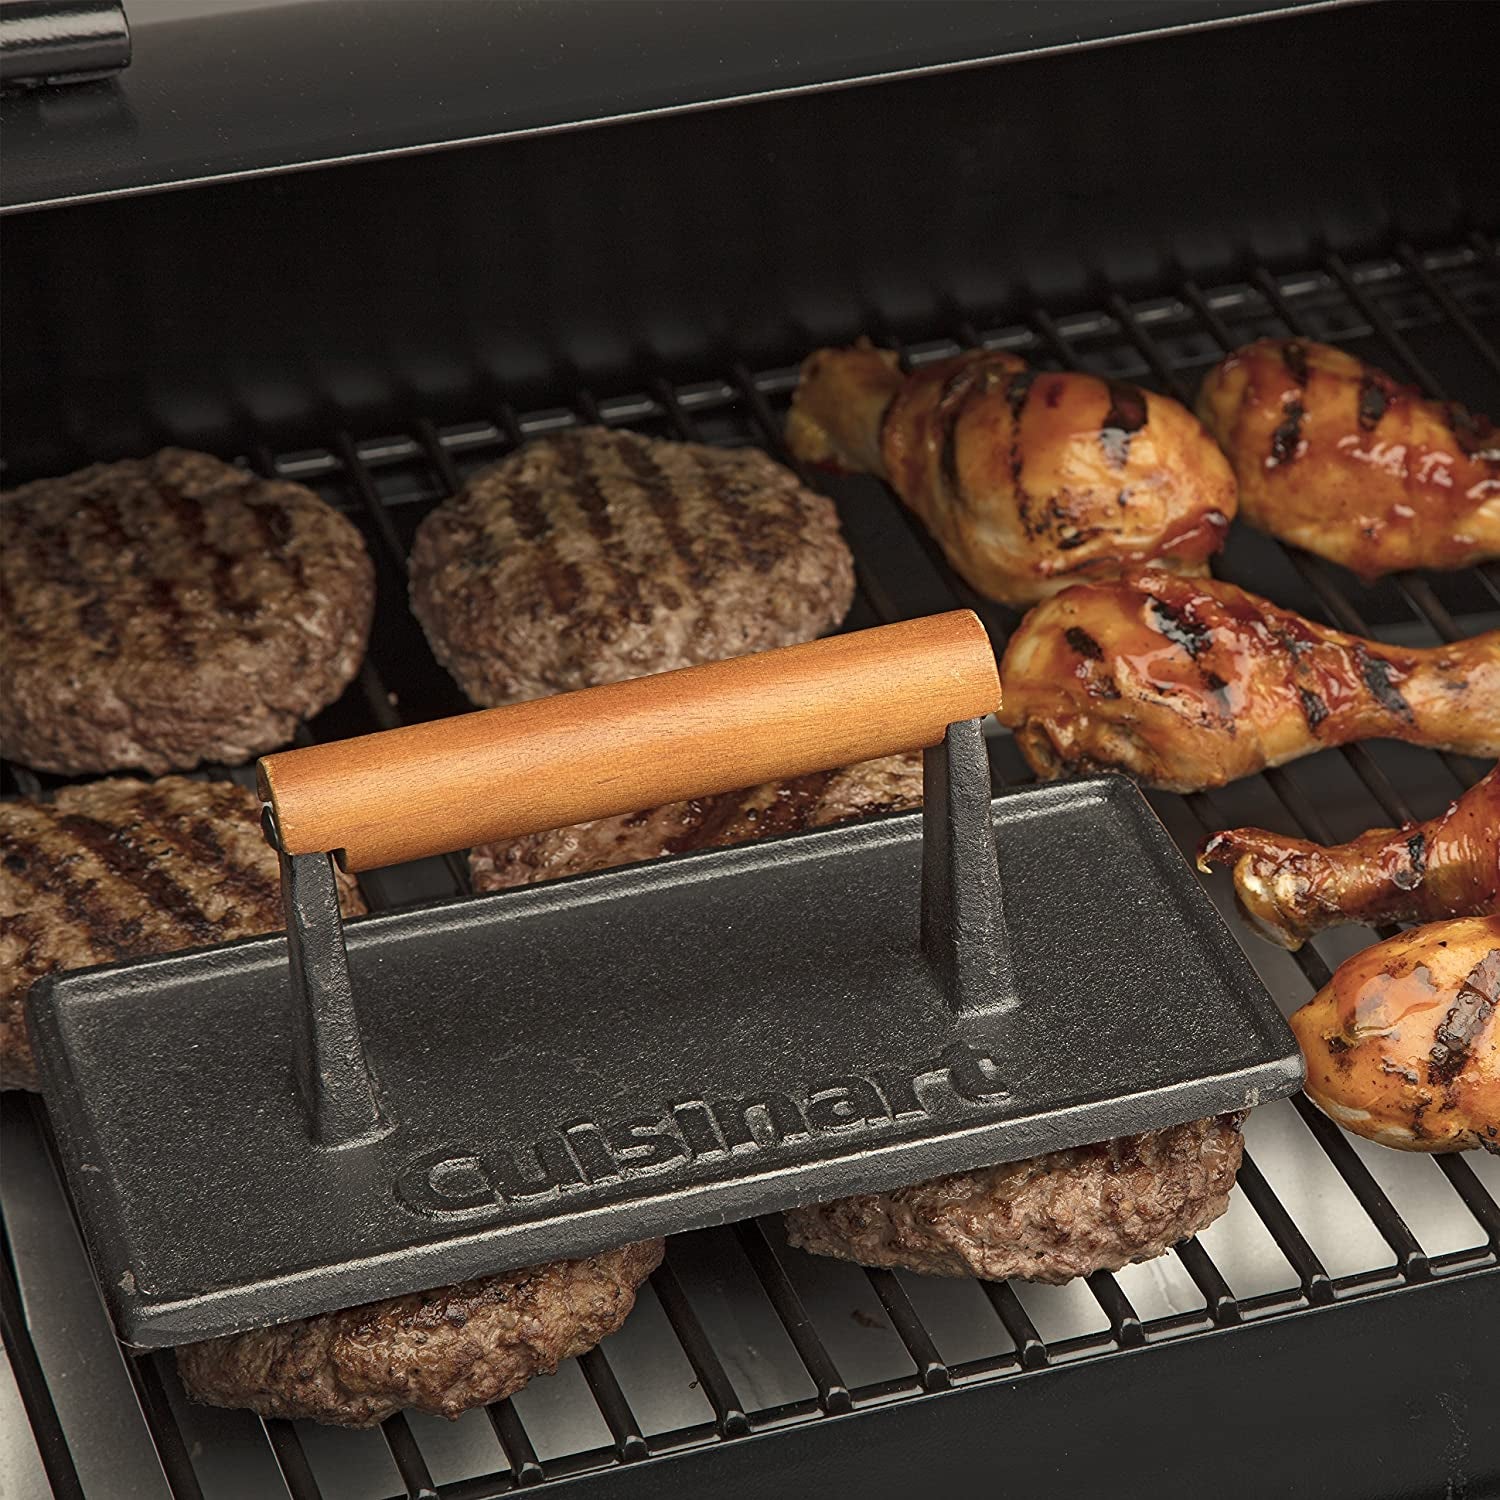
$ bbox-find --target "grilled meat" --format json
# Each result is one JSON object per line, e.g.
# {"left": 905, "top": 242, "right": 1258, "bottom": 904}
{"left": 1196, "top": 338, "right": 1500, "bottom": 577}
{"left": 0, "top": 777, "right": 366, "bottom": 1091}
{"left": 0, "top": 449, "right": 374, "bottom": 774}
{"left": 784, "top": 1114, "right": 1244, "bottom": 1282}
{"left": 1291, "top": 916, "right": 1498, "bottom": 1153}
{"left": 176, "top": 1240, "right": 665, "bottom": 1427}
{"left": 1199, "top": 765, "right": 1500, "bottom": 948}
{"left": 471, "top": 753, "right": 923, "bottom": 890}
{"left": 409, "top": 427, "right": 854, "bottom": 706}
{"left": 786, "top": 342, "right": 1235, "bottom": 606}
{"left": 998, "top": 569, "right": 1500, "bottom": 792}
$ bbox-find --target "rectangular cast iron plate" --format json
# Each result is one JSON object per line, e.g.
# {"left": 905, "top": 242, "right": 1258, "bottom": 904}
{"left": 30, "top": 777, "right": 1303, "bottom": 1348}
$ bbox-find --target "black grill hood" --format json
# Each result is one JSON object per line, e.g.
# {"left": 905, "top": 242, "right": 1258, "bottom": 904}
{"left": 0, "top": 0, "right": 1347, "bottom": 213}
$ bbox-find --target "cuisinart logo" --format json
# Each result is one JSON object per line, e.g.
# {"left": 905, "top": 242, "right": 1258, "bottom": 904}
{"left": 395, "top": 1044, "right": 1009, "bottom": 1220}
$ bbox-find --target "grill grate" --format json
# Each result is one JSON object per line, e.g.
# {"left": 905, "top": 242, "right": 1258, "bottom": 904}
{"left": 2, "top": 242, "right": 1498, "bottom": 1499}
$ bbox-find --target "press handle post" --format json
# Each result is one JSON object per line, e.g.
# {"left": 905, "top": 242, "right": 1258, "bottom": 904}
{"left": 258, "top": 611, "right": 1000, "bottom": 872}
{"left": 277, "top": 841, "right": 387, "bottom": 1148}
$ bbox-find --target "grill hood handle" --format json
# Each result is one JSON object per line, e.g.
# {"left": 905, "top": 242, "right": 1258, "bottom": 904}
{"left": 257, "top": 610, "right": 1001, "bottom": 873}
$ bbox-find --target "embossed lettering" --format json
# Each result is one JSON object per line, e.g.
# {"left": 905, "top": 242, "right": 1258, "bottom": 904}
{"left": 804, "top": 1076, "right": 891, "bottom": 1131}
{"left": 870, "top": 1068, "right": 930, "bottom": 1119}
{"left": 671, "top": 1099, "right": 726, "bottom": 1158}
{"left": 603, "top": 1114, "right": 689, "bottom": 1173}
{"left": 393, "top": 1047, "right": 1014, "bottom": 1221}
{"left": 941, "top": 1045, "right": 1010, "bottom": 1104}
{"left": 718, "top": 1093, "right": 809, "bottom": 1150}
{"left": 394, "top": 1150, "right": 495, "bottom": 1217}
{"left": 489, "top": 1137, "right": 582, "bottom": 1200}
{"left": 563, "top": 1122, "right": 621, "bottom": 1184}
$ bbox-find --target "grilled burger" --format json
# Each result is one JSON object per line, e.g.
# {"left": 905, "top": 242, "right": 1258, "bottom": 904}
{"left": 2, "top": 778, "right": 664, "bottom": 1426}
{"left": 471, "top": 753, "right": 924, "bottom": 889}
{"left": 783, "top": 1114, "right": 1245, "bottom": 1283}
{"left": 409, "top": 427, "right": 855, "bottom": 706}
{"left": 176, "top": 1240, "right": 665, "bottom": 1427}
{"left": 0, "top": 776, "right": 366, "bottom": 1091}
{"left": 1, "top": 448, "right": 374, "bottom": 775}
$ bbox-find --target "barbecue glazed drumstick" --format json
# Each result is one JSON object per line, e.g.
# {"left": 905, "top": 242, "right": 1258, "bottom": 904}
{"left": 787, "top": 342, "right": 1236, "bottom": 607}
{"left": 998, "top": 569, "right": 1500, "bottom": 792}
{"left": 1291, "top": 915, "right": 1498, "bottom": 1153}
{"left": 1199, "top": 766, "right": 1500, "bottom": 948}
{"left": 1196, "top": 338, "right": 1500, "bottom": 577}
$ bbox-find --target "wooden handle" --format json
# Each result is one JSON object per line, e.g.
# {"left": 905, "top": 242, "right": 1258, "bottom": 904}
{"left": 258, "top": 611, "right": 999, "bottom": 871}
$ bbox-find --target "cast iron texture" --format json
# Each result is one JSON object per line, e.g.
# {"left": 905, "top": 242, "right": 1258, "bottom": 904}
{"left": 276, "top": 836, "right": 387, "bottom": 1149}
{"left": 273, "top": 718, "right": 1012, "bottom": 1149}
{"left": 921, "top": 719, "right": 1016, "bottom": 1016}
{"left": 29, "top": 774, "right": 1301, "bottom": 1349}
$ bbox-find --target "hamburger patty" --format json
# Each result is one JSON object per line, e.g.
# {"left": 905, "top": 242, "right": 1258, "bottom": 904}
{"left": 176, "top": 1240, "right": 666, "bottom": 1427}
{"left": 1, "top": 449, "right": 374, "bottom": 774}
{"left": 783, "top": 1114, "right": 1245, "bottom": 1283}
{"left": 409, "top": 427, "right": 855, "bottom": 706}
{"left": 471, "top": 753, "right": 923, "bottom": 890}
{"left": 0, "top": 776, "right": 366, "bottom": 1091}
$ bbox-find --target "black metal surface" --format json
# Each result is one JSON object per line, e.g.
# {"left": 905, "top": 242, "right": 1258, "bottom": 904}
{"left": 0, "top": 0, "right": 1343, "bottom": 212}
{"left": 920, "top": 720, "right": 1014, "bottom": 1016}
{"left": 273, "top": 714, "right": 1012, "bottom": 1147}
{"left": 0, "top": 0, "right": 130, "bottom": 89}
{"left": 32, "top": 772, "right": 1299, "bottom": 1347}
{"left": 537, "top": 1271, "right": 1500, "bottom": 1500}
{"left": 5, "top": 3, "right": 1497, "bottom": 484}
{"left": 1, "top": 242, "right": 1497, "bottom": 1497}
{"left": 277, "top": 843, "right": 387, "bottom": 1150}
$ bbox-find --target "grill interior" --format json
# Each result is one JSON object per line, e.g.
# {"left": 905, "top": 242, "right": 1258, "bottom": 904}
{"left": 2, "top": 239, "right": 1498, "bottom": 1500}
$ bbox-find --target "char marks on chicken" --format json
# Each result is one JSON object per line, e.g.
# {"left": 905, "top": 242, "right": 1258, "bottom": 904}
{"left": 786, "top": 341, "right": 1235, "bottom": 607}
{"left": 998, "top": 569, "right": 1500, "bottom": 792}
{"left": 1196, "top": 338, "right": 1500, "bottom": 576}
{"left": 1291, "top": 916, "right": 1499, "bottom": 1153}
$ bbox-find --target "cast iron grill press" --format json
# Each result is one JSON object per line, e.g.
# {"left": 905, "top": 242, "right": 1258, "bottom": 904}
{"left": 29, "top": 610, "right": 1303, "bottom": 1348}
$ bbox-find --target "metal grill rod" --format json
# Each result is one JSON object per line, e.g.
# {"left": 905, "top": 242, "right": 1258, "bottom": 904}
{"left": 262, "top": 1418, "right": 323, "bottom": 1500}
{"left": 0, "top": 1226, "right": 85, "bottom": 1499}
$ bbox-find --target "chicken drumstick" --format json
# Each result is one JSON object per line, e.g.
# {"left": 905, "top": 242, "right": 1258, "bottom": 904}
{"left": 1196, "top": 338, "right": 1500, "bottom": 577}
{"left": 998, "top": 569, "right": 1500, "bottom": 792}
{"left": 1199, "top": 766, "right": 1500, "bottom": 948}
{"left": 1291, "top": 915, "right": 1498, "bottom": 1153}
{"left": 787, "top": 342, "right": 1235, "bottom": 607}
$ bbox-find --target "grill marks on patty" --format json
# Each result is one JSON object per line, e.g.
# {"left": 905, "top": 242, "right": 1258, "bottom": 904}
{"left": 0, "top": 777, "right": 365, "bottom": 1091}
{"left": 470, "top": 754, "right": 923, "bottom": 893}
{"left": 49, "top": 811, "right": 223, "bottom": 945}
{"left": 17, "top": 470, "right": 294, "bottom": 655}
{"left": 1, "top": 449, "right": 374, "bottom": 774}
{"left": 619, "top": 441, "right": 707, "bottom": 592}
{"left": 409, "top": 428, "right": 854, "bottom": 707}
